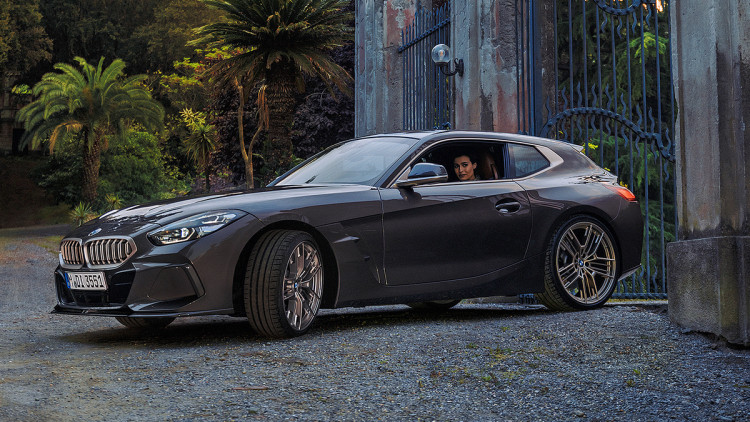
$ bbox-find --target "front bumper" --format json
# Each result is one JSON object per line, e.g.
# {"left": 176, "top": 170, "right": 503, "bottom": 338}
{"left": 53, "top": 214, "right": 264, "bottom": 318}
{"left": 53, "top": 260, "right": 224, "bottom": 317}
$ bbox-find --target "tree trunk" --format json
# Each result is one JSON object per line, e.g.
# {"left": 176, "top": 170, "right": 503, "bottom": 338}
{"left": 235, "top": 79, "right": 254, "bottom": 189}
{"left": 81, "top": 130, "right": 102, "bottom": 204}
{"left": 265, "top": 61, "right": 297, "bottom": 173}
{"left": 204, "top": 161, "right": 211, "bottom": 192}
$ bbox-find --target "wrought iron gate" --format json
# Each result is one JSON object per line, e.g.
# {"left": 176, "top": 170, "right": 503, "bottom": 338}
{"left": 398, "top": 0, "right": 674, "bottom": 299}
{"left": 518, "top": 0, "right": 675, "bottom": 298}
{"left": 399, "top": 4, "right": 452, "bottom": 130}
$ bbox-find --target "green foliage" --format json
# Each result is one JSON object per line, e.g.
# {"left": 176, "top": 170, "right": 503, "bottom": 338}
{"left": 181, "top": 109, "right": 217, "bottom": 165}
{"left": 128, "top": 0, "right": 224, "bottom": 72}
{"left": 37, "top": 0, "right": 158, "bottom": 75}
{"left": 98, "top": 131, "right": 187, "bottom": 205}
{"left": 555, "top": 1, "right": 672, "bottom": 128}
{"left": 180, "top": 108, "right": 217, "bottom": 191}
{"left": 104, "top": 194, "right": 122, "bottom": 211}
{"left": 10, "top": 84, "right": 31, "bottom": 95}
{"left": 70, "top": 202, "right": 96, "bottom": 226}
{"left": 16, "top": 56, "right": 165, "bottom": 202}
{"left": 35, "top": 131, "right": 189, "bottom": 209}
{"left": 192, "top": 0, "right": 354, "bottom": 93}
{"left": 192, "top": 0, "right": 354, "bottom": 179}
{"left": 17, "top": 56, "right": 164, "bottom": 151}
{"left": 153, "top": 48, "right": 230, "bottom": 113}
{"left": 32, "top": 136, "right": 83, "bottom": 205}
{"left": 0, "top": 0, "right": 52, "bottom": 78}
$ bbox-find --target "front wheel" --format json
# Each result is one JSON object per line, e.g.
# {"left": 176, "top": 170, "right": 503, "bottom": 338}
{"left": 244, "top": 230, "right": 324, "bottom": 338}
{"left": 535, "top": 216, "right": 619, "bottom": 311}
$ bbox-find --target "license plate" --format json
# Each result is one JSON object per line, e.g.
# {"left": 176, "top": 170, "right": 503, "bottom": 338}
{"left": 66, "top": 272, "right": 107, "bottom": 291}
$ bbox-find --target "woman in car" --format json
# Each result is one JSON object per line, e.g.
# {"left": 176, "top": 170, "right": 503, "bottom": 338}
{"left": 453, "top": 152, "right": 480, "bottom": 181}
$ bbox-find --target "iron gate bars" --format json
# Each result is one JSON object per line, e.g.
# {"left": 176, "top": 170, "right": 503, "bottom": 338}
{"left": 518, "top": 0, "right": 675, "bottom": 299}
{"left": 399, "top": 3, "right": 452, "bottom": 130}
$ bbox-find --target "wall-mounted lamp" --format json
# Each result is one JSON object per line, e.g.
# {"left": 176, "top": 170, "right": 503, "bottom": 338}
{"left": 431, "top": 44, "right": 464, "bottom": 77}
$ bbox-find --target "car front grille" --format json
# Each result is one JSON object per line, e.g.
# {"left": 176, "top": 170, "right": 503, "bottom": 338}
{"left": 60, "top": 240, "right": 84, "bottom": 266}
{"left": 85, "top": 238, "right": 135, "bottom": 267}
{"left": 59, "top": 237, "right": 137, "bottom": 269}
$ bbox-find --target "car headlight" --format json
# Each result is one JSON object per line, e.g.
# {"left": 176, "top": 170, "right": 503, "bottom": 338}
{"left": 148, "top": 210, "right": 246, "bottom": 245}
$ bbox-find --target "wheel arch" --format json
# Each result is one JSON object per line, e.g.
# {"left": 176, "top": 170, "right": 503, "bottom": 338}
{"left": 231, "top": 220, "right": 340, "bottom": 316}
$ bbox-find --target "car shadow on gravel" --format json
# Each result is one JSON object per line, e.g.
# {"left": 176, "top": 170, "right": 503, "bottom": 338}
{"left": 318, "top": 305, "right": 550, "bottom": 333}
{"left": 56, "top": 305, "right": 550, "bottom": 347}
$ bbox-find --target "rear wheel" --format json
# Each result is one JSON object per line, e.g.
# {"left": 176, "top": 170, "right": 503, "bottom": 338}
{"left": 407, "top": 299, "right": 461, "bottom": 311}
{"left": 535, "top": 216, "right": 619, "bottom": 311}
{"left": 115, "top": 316, "right": 175, "bottom": 329}
{"left": 244, "top": 230, "right": 324, "bottom": 338}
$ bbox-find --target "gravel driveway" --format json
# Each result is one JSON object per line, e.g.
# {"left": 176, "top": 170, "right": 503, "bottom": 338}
{"left": 1, "top": 227, "right": 749, "bottom": 421}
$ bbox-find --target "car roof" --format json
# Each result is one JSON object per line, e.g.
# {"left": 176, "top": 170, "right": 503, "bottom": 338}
{"left": 358, "top": 130, "right": 580, "bottom": 152}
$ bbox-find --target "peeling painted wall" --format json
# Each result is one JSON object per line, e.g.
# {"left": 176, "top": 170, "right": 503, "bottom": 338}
{"left": 356, "top": 0, "right": 523, "bottom": 135}
{"left": 355, "top": 0, "right": 418, "bottom": 136}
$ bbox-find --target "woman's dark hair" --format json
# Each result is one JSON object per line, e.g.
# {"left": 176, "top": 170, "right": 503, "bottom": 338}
{"left": 453, "top": 151, "right": 477, "bottom": 164}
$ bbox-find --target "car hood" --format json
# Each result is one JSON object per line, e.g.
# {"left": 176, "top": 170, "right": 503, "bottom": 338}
{"left": 67, "top": 184, "right": 376, "bottom": 238}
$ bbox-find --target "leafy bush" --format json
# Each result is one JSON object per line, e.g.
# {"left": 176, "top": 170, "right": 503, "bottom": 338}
{"left": 35, "top": 131, "right": 190, "bottom": 210}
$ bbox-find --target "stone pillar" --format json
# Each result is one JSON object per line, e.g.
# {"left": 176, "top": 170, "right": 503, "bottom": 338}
{"left": 354, "top": 0, "right": 417, "bottom": 136}
{"left": 667, "top": 0, "right": 749, "bottom": 346}
{"left": 0, "top": 73, "right": 21, "bottom": 153}
{"left": 451, "top": 0, "right": 520, "bottom": 132}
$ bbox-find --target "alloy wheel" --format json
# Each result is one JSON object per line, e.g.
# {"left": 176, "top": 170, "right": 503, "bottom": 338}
{"left": 282, "top": 240, "right": 323, "bottom": 331}
{"left": 554, "top": 221, "right": 617, "bottom": 305}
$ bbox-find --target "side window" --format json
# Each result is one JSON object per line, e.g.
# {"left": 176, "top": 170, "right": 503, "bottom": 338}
{"left": 509, "top": 144, "right": 549, "bottom": 178}
{"left": 414, "top": 142, "right": 505, "bottom": 182}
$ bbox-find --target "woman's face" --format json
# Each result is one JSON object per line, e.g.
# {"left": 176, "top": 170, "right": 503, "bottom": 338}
{"left": 453, "top": 155, "right": 477, "bottom": 181}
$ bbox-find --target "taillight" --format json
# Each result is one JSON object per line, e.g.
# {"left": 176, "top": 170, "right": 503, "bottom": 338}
{"left": 603, "top": 184, "right": 637, "bottom": 201}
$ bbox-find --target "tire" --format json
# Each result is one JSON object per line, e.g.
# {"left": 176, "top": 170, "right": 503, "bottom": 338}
{"left": 407, "top": 299, "right": 461, "bottom": 311}
{"left": 115, "top": 316, "right": 175, "bottom": 329}
{"left": 535, "top": 216, "right": 619, "bottom": 311}
{"left": 244, "top": 230, "right": 324, "bottom": 338}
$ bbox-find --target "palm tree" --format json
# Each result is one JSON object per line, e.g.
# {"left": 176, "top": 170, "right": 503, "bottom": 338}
{"left": 16, "top": 57, "right": 164, "bottom": 203}
{"left": 193, "top": 0, "right": 353, "bottom": 188}
{"left": 181, "top": 108, "right": 217, "bottom": 192}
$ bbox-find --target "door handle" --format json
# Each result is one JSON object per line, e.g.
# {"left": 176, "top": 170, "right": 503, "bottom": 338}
{"left": 495, "top": 200, "right": 521, "bottom": 214}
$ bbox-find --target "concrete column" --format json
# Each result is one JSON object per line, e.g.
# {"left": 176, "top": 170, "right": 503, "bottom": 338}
{"left": 354, "top": 0, "right": 417, "bottom": 136}
{"left": 0, "top": 73, "right": 22, "bottom": 153}
{"left": 451, "top": 0, "right": 520, "bottom": 132}
{"left": 667, "top": 0, "right": 750, "bottom": 346}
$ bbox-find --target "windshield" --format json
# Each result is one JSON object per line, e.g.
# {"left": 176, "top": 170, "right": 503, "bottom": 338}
{"left": 275, "top": 137, "right": 417, "bottom": 186}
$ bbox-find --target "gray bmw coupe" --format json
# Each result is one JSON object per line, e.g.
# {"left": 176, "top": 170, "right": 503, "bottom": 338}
{"left": 55, "top": 131, "right": 643, "bottom": 338}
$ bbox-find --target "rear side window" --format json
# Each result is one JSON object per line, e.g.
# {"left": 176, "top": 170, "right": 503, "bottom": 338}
{"left": 509, "top": 144, "right": 549, "bottom": 178}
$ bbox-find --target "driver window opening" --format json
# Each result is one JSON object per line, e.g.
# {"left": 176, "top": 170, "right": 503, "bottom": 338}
{"left": 415, "top": 142, "right": 505, "bottom": 182}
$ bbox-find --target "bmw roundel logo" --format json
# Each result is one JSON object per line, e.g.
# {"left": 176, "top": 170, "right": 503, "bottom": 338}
{"left": 88, "top": 228, "right": 102, "bottom": 237}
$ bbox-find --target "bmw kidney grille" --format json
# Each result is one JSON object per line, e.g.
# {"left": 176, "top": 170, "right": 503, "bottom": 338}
{"left": 59, "top": 237, "right": 137, "bottom": 269}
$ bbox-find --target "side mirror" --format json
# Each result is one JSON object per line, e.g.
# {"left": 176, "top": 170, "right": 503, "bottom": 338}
{"left": 395, "top": 163, "right": 448, "bottom": 188}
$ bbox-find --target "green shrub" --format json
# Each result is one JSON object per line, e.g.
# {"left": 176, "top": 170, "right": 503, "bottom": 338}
{"left": 35, "top": 131, "right": 191, "bottom": 210}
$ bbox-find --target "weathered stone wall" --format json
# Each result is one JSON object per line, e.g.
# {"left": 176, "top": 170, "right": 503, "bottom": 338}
{"left": 668, "top": 0, "right": 749, "bottom": 346}
{"left": 451, "top": 0, "right": 519, "bottom": 131}
{"left": 355, "top": 0, "right": 418, "bottom": 136}
{"left": 355, "top": 0, "right": 522, "bottom": 135}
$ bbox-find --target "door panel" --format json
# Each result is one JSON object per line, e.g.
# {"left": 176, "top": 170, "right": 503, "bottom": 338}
{"left": 379, "top": 181, "right": 532, "bottom": 285}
